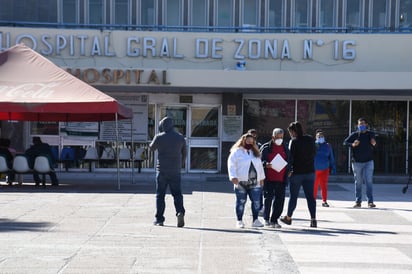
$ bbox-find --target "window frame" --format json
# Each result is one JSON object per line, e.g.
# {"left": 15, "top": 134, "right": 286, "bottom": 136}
{"left": 240, "top": 0, "right": 261, "bottom": 30}
{"left": 291, "top": 0, "right": 313, "bottom": 31}
{"left": 213, "top": 0, "right": 236, "bottom": 30}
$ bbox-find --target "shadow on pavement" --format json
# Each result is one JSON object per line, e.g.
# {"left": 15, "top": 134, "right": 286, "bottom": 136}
{"left": 278, "top": 226, "right": 398, "bottom": 237}
{"left": 0, "top": 218, "right": 54, "bottom": 232}
{"left": 182, "top": 226, "right": 262, "bottom": 234}
{"left": 0, "top": 178, "right": 234, "bottom": 195}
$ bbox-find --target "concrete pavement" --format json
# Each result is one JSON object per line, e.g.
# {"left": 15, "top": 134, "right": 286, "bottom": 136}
{"left": 0, "top": 172, "right": 411, "bottom": 273}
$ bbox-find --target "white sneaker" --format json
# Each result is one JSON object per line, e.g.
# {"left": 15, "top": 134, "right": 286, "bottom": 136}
{"left": 252, "top": 219, "right": 264, "bottom": 228}
{"left": 236, "top": 220, "right": 245, "bottom": 228}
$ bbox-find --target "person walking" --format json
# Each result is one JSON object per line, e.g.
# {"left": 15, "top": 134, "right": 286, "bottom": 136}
{"left": 247, "top": 129, "right": 262, "bottom": 148}
{"left": 314, "top": 129, "right": 336, "bottom": 207}
{"left": 281, "top": 121, "right": 317, "bottom": 228}
{"left": 227, "top": 133, "right": 265, "bottom": 228}
{"left": 25, "top": 136, "right": 59, "bottom": 186}
{"left": 343, "top": 117, "right": 377, "bottom": 208}
{"left": 260, "top": 128, "right": 290, "bottom": 228}
{"left": 247, "top": 128, "right": 264, "bottom": 216}
{"left": 150, "top": 116, "right": 187, "bottom": 227}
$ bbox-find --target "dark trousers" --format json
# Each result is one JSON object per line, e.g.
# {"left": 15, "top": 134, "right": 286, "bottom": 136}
{"left": 287, "top": 173, "right": 316, "bottom": 219}
{"left": 263, "top": 181, "right": 286, "bottom": 222}
{"left": 155, "top": 171, "right": 185, "bottom": 222}
{"left": 33, "top": 171, "right": 58, "bottom": 185}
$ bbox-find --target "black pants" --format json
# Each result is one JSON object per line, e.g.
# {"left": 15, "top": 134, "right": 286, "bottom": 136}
{"left": 263, "top": 181, "right": 286, "bottom": 223}
{"left": 33, "top": 171, "right": 58, "bottom": 185}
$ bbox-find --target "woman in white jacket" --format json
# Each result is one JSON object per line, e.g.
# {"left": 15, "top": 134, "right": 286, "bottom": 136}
{"left": 227, "top": 133, "right": 265, "bottom": 228}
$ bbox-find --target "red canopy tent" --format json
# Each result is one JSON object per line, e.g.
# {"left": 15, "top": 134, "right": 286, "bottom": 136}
{"left": 0, "top": 44, "right": 134, "bottom": 189}
{"left": 0, "top": 44, "right": 132, "bottom": 121}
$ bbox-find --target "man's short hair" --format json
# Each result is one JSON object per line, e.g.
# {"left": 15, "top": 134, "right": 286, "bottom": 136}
{"left": 272, "top": 128, "right": 284, "bottom": 136}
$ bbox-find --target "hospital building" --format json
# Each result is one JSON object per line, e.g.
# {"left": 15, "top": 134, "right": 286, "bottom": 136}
{"left": 1, "top": 0, "right": 412, "bottom": 175}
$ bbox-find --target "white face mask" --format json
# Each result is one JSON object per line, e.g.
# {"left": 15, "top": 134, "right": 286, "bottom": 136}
{"left": 274, "top": 139, "right": 283, "bottom": 146}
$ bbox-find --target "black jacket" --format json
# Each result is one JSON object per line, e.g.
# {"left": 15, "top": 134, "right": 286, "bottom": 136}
{"left": 289, "top": 135, "right": 316, "bottom": 174}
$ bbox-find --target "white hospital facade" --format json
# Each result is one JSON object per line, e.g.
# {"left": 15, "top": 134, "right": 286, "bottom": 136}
{"left": 1, "top": 0, "right": 412, "bottom": 175}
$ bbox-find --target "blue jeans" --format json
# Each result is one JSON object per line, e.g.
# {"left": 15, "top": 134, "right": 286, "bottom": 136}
{"left": 234, "top": 183, "right": 262, "bottom": 221}
{"left": 287, "top": 173, "right": 316, "bottom": 219}
{"left": 155, "top": 172, "right": 185, "bottom": 222}
{"left": 352, "top": 160, "right": 374, "bottom": 203}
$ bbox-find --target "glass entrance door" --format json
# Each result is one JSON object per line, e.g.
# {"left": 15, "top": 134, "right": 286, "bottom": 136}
{"left": 159, "top": 105, "right": 220, "bottom": 173}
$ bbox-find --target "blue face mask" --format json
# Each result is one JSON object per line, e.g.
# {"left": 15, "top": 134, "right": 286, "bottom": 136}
{"left": 316, "top": 137, "right": 325, "bottom": 144}
{"left": 358, "top": 125, "right": 367, "bottom": 132}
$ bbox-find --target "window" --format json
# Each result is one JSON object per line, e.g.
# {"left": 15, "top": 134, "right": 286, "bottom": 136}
{"left": 370, "top": 0, "right": 389, "bottom": 30}
{"left": 297, "top": 100, "right": 350, "bottom": 173}
{"left": 241, "top": 0, "right": 260, "bottom": 29}
{"left": 400, "top": 0, "right": 412, "bottom": 30}
{"left": 190, "top": 0, "right": 209, "bottom": 27}
{"left": 191, "top": 107, "right": 218, "bottom": 137}
{"left": 139, "top": 0, "right": 156, "bottom": 26}
{"left": 215, "top": 0, "right": 234, "bottom": 29}
{"left": 89, "top": 0, "right": 104, "bottom": 24}
{"left": 190, "top": 147, "right": 218, "bottom": 170}
{"left": 318, "top": 0, "right": 337, "bottom": 29}
{"left": 243, "top": 99, "right": 296, "bottom": 144}
{"left": 353, "top": 101, "right": 407, "bottom": 173}
{"left": 164, "top": 0, "right": 183, "bottom": 26}
{"left": 345, "top": 0, "right": 365, "bottom": 30}
{"left": 113, "top": 0, "right": 129, "bottom": 25}
{"left": 1, "top": 0, "right": 58, "bottom": 23}
{"left": 31, "top": 122, "right": 59, "bottom": 135}
{"left": 293, "top": 0, "right": 311, "bottom": 30}
{"left": 62, "top": 0, "right": 79, "bottom": 24}
{"left": 0, "top": 0, "right": 13, "bottom": 21}
{"left": 267, "top": 0, "right": 284, "bottom": 30}
{"left": 160, "top": 107, "right": 187, "bottom": 136}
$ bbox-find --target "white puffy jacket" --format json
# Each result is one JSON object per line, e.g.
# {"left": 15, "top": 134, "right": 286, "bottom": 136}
{"left": 227, "top": 147, "right": 265, "bottom": 182}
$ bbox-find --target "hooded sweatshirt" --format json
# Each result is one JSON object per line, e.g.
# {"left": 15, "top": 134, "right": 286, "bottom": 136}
{"left": 149, "top": 117, "right": 187, "bottom": 173}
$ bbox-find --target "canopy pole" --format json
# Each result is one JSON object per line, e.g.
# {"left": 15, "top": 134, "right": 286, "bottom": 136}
{"left": 131, "top": 116, "right": 135, "bottom": 184}
{"left": 116, "top": 113, "right": 120, "bottom": 190}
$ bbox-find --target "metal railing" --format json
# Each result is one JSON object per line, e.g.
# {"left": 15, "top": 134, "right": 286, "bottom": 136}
{"left": 1, "top": 20, "right": 412, "bottom": 33}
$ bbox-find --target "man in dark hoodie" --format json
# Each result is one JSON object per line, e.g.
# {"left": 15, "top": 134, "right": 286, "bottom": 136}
{"left": 149, "top": 116, "right": 187, "bottom": 227}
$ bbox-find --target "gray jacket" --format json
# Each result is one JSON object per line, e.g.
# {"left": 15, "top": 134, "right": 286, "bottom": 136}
{"left": 149, "top": 117, "right": 187, "bottom": 173}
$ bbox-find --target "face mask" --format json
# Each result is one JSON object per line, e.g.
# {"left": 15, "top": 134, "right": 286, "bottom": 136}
{"left": 358, "top": 125, "right": 367, "bottom": 132}
{"left": 244, "top": 144, "right": 253, "bottom": 150}
{"left": 274, "top": 139, "right": 283, "bottom": 146}
{"left": 316, "top": 137, "right": 325, "bottom": 144}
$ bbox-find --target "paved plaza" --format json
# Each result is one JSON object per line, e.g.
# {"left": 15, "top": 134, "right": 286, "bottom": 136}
{"left": 0, "top": 172, "right": 411, "bottom": 273}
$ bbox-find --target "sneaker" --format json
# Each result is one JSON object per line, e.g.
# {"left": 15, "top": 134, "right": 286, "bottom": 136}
{"left": 322, "top": 202, "right": 330, "bottom": 207}
{"left": 177, "top": 212, "right": 185, "bottom": 227}
{"left": 280, "top": 216, "right": 292, "bottom": 225}
{"left": 236, "top": 220, "right": 245, "bottom": 228}
{"left": 153, "top": 220, "right": 164, "bottom": 226}
{"left": 310, "top": 219, "right": 317, "bottom": 228}
{"left": 252, "top": 219, "right": 264, "bottom": 228}
{"left": 353, "top": 202, "right": 361, "bottom": 208}
{"left": 368, "top": 203, "right": 376, "bottom": 208}
{"left": 264, "top": 220, "right": 271, "bottom": 227}
{"left": 271, "top": 222, "right": 282, "bottom": 229}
